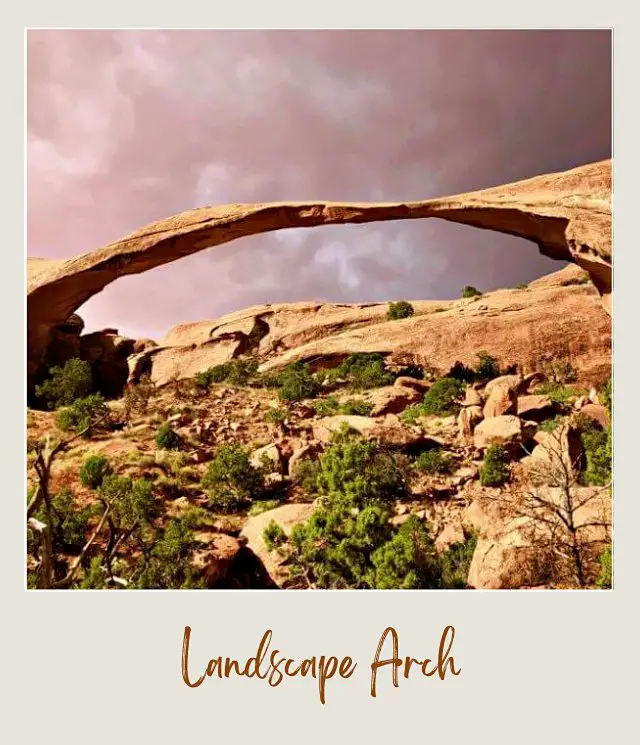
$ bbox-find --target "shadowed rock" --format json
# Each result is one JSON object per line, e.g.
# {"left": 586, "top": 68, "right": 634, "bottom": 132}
{"left": 27, "top": 159, "right": 611, "bottom": 388}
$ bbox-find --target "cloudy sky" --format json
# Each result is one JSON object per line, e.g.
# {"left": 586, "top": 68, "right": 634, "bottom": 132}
{"left": 27, "top": 30, "right": 612, "bottom": 341}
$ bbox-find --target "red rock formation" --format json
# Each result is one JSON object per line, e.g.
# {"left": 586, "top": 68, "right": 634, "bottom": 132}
{"left": 27, "top": 159, "right": 612, "bottom": 388}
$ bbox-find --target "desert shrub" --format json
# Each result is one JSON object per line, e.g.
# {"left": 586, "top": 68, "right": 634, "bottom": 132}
{"left": 123, "top": 375, "right": 155, "bottom": 417}
{"left": 581, "top": 428, "right": 612, "bottom": 486}
{"left": 79, "top": 556, "right": 108, "bottom": 589}
{"left": 195, "top": 359, "right": 258, "bottom": 389}
{"left": 291, "top": 459, "right": 321, "bottom": 496}
{"left": 98, "top": 475, "right": 157, "bottom": 530}
{"left": 134, "top": 519, "right": 204, "bottom": 589}
{"left": 315, "top": 438, "right": 409, "bottom": 505}
{"left": 400, "top": 405, "right": 423, "bottom": 425}
{"left": 248, "top": 499, "right": 283, "bottom": 517}
{"left": 264, "top": 406, "right": 289, "bottom": 425}
{"left": 79, "top": 454, "right": 112, "bottom": 489}
{"left": 415, "top": 448, "right": 453, "bottom": 474}
{"left": 371, "top": 516, "right": 442, "bottom": 589}
{"left": 313, "top": 396, "right": 340, "bottom": 416}
{"left": 201, "top": 444, "right": 263, "bottom": 512}
{"left": 155, "top": 423, "right": 181, "bottom": 450}
{"left": 596, "top": 544, "right": 612, "bottom": 588}
{"left": 322, "top": 353, "right": 394, "bottom": 391}
{"left": 536, "top": 382, "right": 584, "bottom": 405}
{"left": 560, "top": 275, "right": 590, "bottom": 287}
{"left": 386, "top": 300, "right": 415, "bottom": 321}
{"left": 35, "top": 358, "right": 93, "bottom": 409}
{"left": 514, "top": 283, "right": 528, "bottom": 290}
{"left": 263, "top": 520, "right": 287, "bottom": 551}
{"left": 421, "top": 377, "right": 465, "bottom": 415}
{"left": 474, "top": 351, "right": 500, "bottom": 381}
{"left": 32, "top": 486, "right": 96, "bottom": 552}
{"left": 447, "top": 361, "right": 476, "bottom": 383}
{"left": 289, "top": 500, "right": 394, "bottom": 588}
{"left": 395, "top": 363, "right": 425, "bottom": 380}
{"left": 56, "top": 394, "right": 109, "bottom": 434}
{"left": 600, "top": 377, "right": 612, "bottom": 413}
{"left": 480, "top": 445, "right": 510, "bottom": 487}
{"left": 276, "top": 361, "right": 320, "bottom": 402}
{"left": 461, "top": 285, "right": 482, "bottom": 299}
{"left": 338, "top": 399, "right": 373, "bottom": 416}
{"left": 439, "top": 533, "right": 478, "bottom": 589}
{"left": 539, "top": 415, "right": 566, "bottom": 433}
{"left": 544, "top": 360, "right": 578, "bottom": 385}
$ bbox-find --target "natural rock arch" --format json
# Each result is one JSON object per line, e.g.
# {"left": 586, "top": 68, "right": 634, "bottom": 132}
{"left": 27, "top": 158, "right": 611, "bottom": 389}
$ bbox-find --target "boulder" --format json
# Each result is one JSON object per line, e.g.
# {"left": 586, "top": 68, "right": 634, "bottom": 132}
{"left": 473, "top": 415, "right": 523, "bottom": 450}
{"left": 191, "top": 533, "right": 243, "bottom": 587}
{"left": 579, "top": 403, "right": 610, "bottom": 429}
{"left": 288, "top": 441, "right": 324, "bottom": 477}
{"left": 522, "top": 424, "right": 583, "bottom": 483}
{"left": 312, "top": 414, "right": 425, "bottom": 450}
{"left": 250, "top": 443, "right": 282, "bottom": 472}
{"left": 458, "top": 405, "right": 483, "bottom": 439}
{"left": 463, "top": 386, "right": 483, "bottom": 407}
{"left": 484, "top": 375, "right": 523, "bottom": 398}
{"left": 366, "top": 385, "right": 423, "bottom": 416}
{"left": 239, "top": 503, "right": 316, "bottom": 587}
{"left": 435, "top": 523, "right": 466, "bottom": 553}
{"left": 467, "top": 486, "right": 611, "bottom": 589}
{"left": 483, "top": 382, "right": 517, "bottom": 418}
{"left": 516, "top": 394, "right": 554, "bottom": 420}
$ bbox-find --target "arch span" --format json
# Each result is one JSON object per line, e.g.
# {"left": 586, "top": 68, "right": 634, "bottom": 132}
{"left": 27, "top": 158, "right": 611, "bottom": 388}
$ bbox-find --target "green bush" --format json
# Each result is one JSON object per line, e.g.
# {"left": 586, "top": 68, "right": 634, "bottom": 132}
{"left": 536, "top": 382, "right": 584, "bottom": 405}
{"left": 98, "top": 475, "right": 157, "bottom": 529}
{"left": 600, "top": 377, "right": 612, "bottom": 413}
{"left": 326, "top": 353, "right": 394, "bottom": 390}
{"left": 195, "top": 359, "right": 258, "bottom": 389}
{"left": 474, "top": 351, "right": 500, "bottom": 381}
{"left": 134, "top": 519, "right": 204, "bottom": 589}
{"left": 421, "top": 377, "right": 465, "bottom": 415}
{"left": 291, "top": 458, "right": 321, "bottom": 496}
{"left": 276, "top": 361, "right": 320, "bottom": 402}
{"left": 264, "top": 406, "right": 289, "bottom": 425}
{"left": 56, "top": 394, "right": 109, "bottom": 434}
{"left": 32, "top": 487, "right": 96, "bottom": 552}
{"left": 539, "top": 415, "right": 566, "bottom": 433}
{"left": 461, "top": 285, "right": 482, "bottom": 299}
{"left": 79, "top": 454, "right": 112, "bottom": 489}
{"left": 201, "top": 444, "right": 263, "bottom": 512}
{"left": 386, "top": 301, "right": 415, "bottom": 321}
{"left": 263, "top": 520, "right": 287, "bottom": 550}
{"left": 313, "top": 396, "right": 340, "bottom": 416}
{"left": 35, "top": 358, "right": 93, "bottom": 409}
{"left": 439, "top": 533, "right": 478, "bottom": 589}
{"left": 581, "top": 428, "right": 611, "bottom": 486}
{"left": 290, "top": 500, "right": 394, "bottom": 588}
{"left": 514, "top": 283, "right": 528, "bottom": 290}
{"left": 596, "top": 544, "right": 612, "bottom": 589}
{"left": 315, "top": 438, "right": 408, "bottom": 505}
{"left": 415, "top": 448, "right": 453, "bottom": 474}
{"left": 371, "top": 516, "right": 442, "bottom": 589}
{"left": 155, "top": 423, "right": 181, "bottom": 450}
{"left": 339, "top": 399, "right": 373, "bottom": 416}
{"left": 248, "top": 499, "right": 283, "bottom": 517}
{"left": 480, "top": 445, "right": 510, "bottom": 487}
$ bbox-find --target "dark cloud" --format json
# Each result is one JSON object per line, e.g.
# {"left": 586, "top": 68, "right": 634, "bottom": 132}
{"left": 27, "top": 30, "right": 611, "bottom": 340}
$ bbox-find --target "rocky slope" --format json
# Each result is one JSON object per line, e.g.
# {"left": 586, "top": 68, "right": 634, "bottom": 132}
{"left": 26, "top": 264, "right": 612, "bottom": 591}
{"left": 127, "top": 264, "right": 610, "bottom": 389}
{"left": 27, "top": 158, "right": 611, "bottom": 388}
